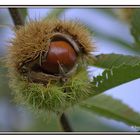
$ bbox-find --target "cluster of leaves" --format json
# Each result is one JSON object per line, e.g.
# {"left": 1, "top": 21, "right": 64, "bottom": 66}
{"left": 83, "top": 8, "right": 140, "bottom": 129}
{"left": 1, "top": 8, "right": 140, "bottom": 131}
{"left": 81, "top": 9, "right": 140, "bottom": 129}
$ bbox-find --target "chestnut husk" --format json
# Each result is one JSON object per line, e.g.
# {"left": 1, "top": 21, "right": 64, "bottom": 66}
{"left": 7, "top": 18, "right": 96, "bottom": 113}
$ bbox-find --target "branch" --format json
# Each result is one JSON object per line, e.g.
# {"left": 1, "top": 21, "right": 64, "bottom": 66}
{"left": 60, "top": 113, "right": 73, "bottom": 132}
{"left": 8, "top": 8, "right": 24, "bottom": 26}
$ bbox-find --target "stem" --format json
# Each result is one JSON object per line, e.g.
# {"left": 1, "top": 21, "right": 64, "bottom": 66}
{"left": 60, "top": 113, "right": 72, "bottom": 132}
{"left": 8, "top": 8, "right": 24, "bottom": 26}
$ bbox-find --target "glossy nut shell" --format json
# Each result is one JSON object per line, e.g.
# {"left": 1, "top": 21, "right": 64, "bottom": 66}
{"left": 41, "top": 41, "right": 77, "bottom": 74}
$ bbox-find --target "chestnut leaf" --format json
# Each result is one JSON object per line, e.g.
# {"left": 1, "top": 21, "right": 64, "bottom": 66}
{"left": 80, "top": 94, "right": 140, "bottom": 127}
{"left": 90, "top": 53, "right": 140, "bottom": 94}
{"left": 131, "top": 8, "right": 140, "bottom": 49}
{"left": 94, "top": 53, "right": 140, "bottom": 69}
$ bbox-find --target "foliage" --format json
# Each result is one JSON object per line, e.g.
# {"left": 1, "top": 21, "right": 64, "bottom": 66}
{"left": 131, "top": 9, "right": 140, "bottom": 48}
{"left": 94, "top": 53, "right": 140, "bottom": 69}
{"left": 90, "top": 54, "right": 140, "bottom": 93}
{"left": 93, "top": 63, "right": 140, "bottom": 93}
{"left": 81, "top": 94, "right": 140, "bottom": 126}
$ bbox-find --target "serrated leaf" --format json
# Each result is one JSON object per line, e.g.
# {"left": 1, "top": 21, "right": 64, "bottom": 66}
{"left": 80, "top": 94, "right": 140, "bottom": 127}
{"left": 92, "top": 64, "right": 140, "bottom": 93}
{"left": 94, "top": 53, "right": 140, "bottom": 69}
{"left": 88, "top": 53, "right": 140, "bottom": 93}
{"left": 131, "top": 9, "right": 140, "bottom": 48}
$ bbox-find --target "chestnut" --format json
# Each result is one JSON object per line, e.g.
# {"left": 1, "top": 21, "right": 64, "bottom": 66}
{"left": 7, "top": 19, "right": 95, "bottom": 113}
{"left": 41, "top": 40, "right": 77, "bottom": 75}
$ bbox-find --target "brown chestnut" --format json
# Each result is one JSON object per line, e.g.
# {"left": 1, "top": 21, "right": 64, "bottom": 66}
{"left": 41, "top": 40, "right": 77, "bottom": 75}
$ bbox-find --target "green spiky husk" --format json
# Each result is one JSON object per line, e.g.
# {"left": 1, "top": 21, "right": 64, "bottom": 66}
{"left": 9, "top": 67, "right": 94, "bottom": 113}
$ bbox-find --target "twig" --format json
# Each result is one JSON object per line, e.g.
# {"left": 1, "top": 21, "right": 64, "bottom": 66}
{"left": 60, "top": 113, "right": 73, "bottom": 132}
{"left": 8, "top": 8, "right": 24, "bottom": 26}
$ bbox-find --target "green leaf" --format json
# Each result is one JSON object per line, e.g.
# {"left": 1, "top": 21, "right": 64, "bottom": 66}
{"left": 131, "top": 9, "right": 140, "bottom": 48}
{"left": 89, "top": 53, "right": 140, "bottom": 93}
{"left": 92, "top": 64, "right": 140, "bottom": 93}
{"left": 80, "top": 94, "right": 140, "bottom": 127}
{"left": 86, "top": 54, "right": 140, "bottom": 94}
{"left": 46, "top": 8, "right": 66, "bottom": 19}
{"left": 83, "top": 53, "right": 140, "bottom": 97}
{"left": 66, "top": 106, "right": 127, "bottom": 131}
{"left": 94, "top": 53, "right": 140, "bottom": 69}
